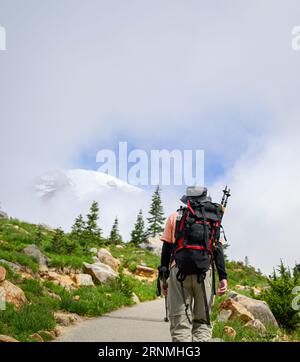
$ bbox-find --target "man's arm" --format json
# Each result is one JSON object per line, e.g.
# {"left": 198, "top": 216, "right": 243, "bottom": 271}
{"left": 160, "top": 241, "right": 173, "bottom": 268}
{"left": 213, "top": 241, "right": 228, "bottom": 281}
{"left": 213, "top": 241, "right": 228, "bottom": 295}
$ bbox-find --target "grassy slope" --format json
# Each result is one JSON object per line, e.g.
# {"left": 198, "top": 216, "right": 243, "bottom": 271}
{"left": 0, "top": 218, "right": 299, "bottom": 342}
{"left": 0, "top": 218, "right": 158, "bottom": 341}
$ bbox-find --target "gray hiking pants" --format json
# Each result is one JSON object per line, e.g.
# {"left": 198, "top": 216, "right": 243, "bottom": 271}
{"left": 168, "top": 266, "right": 214, "bottom": 342}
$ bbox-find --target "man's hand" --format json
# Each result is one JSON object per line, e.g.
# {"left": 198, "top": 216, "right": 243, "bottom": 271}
{"left": 217, "top": 279, "right": 228, "bottom": 296}
{"left": 160, "top": 281, "right": 168, "bottom": 296}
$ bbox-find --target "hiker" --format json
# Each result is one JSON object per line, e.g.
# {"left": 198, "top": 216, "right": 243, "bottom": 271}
{"left": 159, "top": 186, "right": 228, "bottom": 342}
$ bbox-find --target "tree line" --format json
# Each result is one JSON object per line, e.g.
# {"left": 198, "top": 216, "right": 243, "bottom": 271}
{"left": 49, "top": 185, "right": 165, "bottom": 253}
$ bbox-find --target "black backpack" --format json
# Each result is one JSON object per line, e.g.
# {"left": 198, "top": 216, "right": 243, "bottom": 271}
{"left": 173, "top": 199, "right": 224, "bottom": 325}
{"left": 174, "top": 199, "right": 223, "bottom": 279}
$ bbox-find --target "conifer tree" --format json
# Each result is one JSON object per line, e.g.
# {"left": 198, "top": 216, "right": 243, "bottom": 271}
{"left": 71, "top": 214, "right": 85, "bottom": 238}
{"left": 109, "top": 217, "right": 122, "bottom": 244}
{"left": 147, "top": 186, "right": 165, "bottom": 237}
{"left": 85, "top": 201, "right": 102, "bottom": 238}
{"left": 131, "top": 210, "right": 147, "bottom": 246}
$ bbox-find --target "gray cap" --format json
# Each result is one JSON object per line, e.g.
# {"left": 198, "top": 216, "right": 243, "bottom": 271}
{"left": 180, "top": 186, "right": 208, "bottom": 204}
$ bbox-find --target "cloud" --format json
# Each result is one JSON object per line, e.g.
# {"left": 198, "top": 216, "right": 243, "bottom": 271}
{"left": 0, "top": 0, "right": 300, "bottom": 273}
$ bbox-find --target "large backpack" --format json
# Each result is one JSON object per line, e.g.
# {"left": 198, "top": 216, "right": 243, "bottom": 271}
{"left": 173, "top": 198, "right": 224, "bottom": 325}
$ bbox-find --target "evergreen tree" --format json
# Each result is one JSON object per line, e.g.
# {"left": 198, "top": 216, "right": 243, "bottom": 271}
{"left": 109, "top": 217, "right": 122, "bottom": 244}
{"left": 71, "top": 214, "right": 85, "bottom": 238}
{"left": 131, "top": 210, "right": 147, "bottom": 246}
{"left": 85, "top": 201, "right": 102, "bottom": 238}
{"left": 50, "top": 228, "right": 67, "bottom": 254}
{"left": 147, "top": 186, "right": 165, "bottom": 237}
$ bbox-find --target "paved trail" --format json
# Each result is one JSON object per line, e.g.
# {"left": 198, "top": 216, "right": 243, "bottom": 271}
{"left": 57, "top": 299, "right": 171, "bottom": 342}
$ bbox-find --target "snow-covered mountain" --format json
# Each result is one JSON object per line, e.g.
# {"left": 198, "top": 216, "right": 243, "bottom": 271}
{"left": 33, "top": 169, "right": 149, "bottom": 240}
{"left": 35, "top": 169, "right": 144, "bottom": 200}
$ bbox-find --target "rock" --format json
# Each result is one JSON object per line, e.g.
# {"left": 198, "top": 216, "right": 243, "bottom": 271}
{"left": 0, "top": 334, "right": 19, "bottom": 342}
{"left": 132, "top": 292, "right": 140, "bottom": 304}
{"left": 245, "top": 319, "right": 267, "bottom": 334}
{"left": 73, "top": 295, "right": 80, "bottom": 301}
{"left": 83, "top": 262, "right": 118, "bottom": 284}
{"left": 92, "top": 256, "right": 100, "bottom": 263}
{"left": 22, "top": 244, "right": 48, "bottom": 266}
{"left": 220, "top": 298, "right": 255, "bottom": 323}
{"left": 134, "top": 265, "right": 156, "bottom": 278}
{"left": 54, "top": 312, "right": 80, "bottom": 326}
{"left": 47, "top": 272, "right": 75, "bottom": 290}
{"left": 0, "top": 280, "right": 27, "bottom": 308}
{"left": 228, "top": 291, "right": 278, "bottom": 328}
{"left": 39, "top": 265, "right": 49, "bottom": 275}
{"left": 0, "top": 266, "right": 6, "bottom": 282}
{"left": 217, "top": 309, "right": 232, "bottom": 322}
{"left": 42, "top": 289, "right": 62, "bottom": 301}
{"left": 0, "top": 259, "right": 21, "bottom": 272}
{"left": 17, "top": 271, "right": 34, "bottom": 280}
{"left": 54, "top": 326, "right": 64, "bottom": 337}
{"left": 73, "top": 273, "right": 94, "bottom": 287}
{"left": 97, "top": 248, "right": 120, "bottom": 271}
{"left": 139, "top": 236, "right": 162, "bottom": 256}
{"left": 116, "top": 245, "right": 124, "bottom": 249}
{"left": 89, "top": 248, "right": 98, "bottom": 254}
{"left": 37, "top": 330, "right": 55, "bottom": 341}
{"left": 224, "top": 326, "right": 236, "bottom": 338}
{"left": 30, "top": 333, "right": 44, "bottom": 342}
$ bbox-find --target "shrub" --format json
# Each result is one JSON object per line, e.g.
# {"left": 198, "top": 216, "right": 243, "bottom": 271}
{"left": 261, "top": 261, "right": 300, "bottom": 330}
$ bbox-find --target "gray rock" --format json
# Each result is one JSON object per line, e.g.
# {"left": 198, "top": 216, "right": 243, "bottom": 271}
{"left": 0, "top": 259, "right": 22, "bottom": 272}
{"left": 83, "top": 262, "right": 118, "bottom": 284}
{"left": 139, "top": 236, "right": 162, "bottom": 257}
{"left": 228, "top": 291, "right": 278, "bottom": 328}
{"left": 22, "top": 244, "right": 48, "bottom": 266}
{"left": 132, "top": 292, "right": 140, "bottom": 304}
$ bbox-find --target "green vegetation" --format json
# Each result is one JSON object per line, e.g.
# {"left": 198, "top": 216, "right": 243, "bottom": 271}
{"left": 130, "top": 209, "right": 147, "bottom": 246}
{"left": 109, "top": 217, "right": 122, "bottom": 245}
{"left": 147, "top": 186, "right": 165, "bottom": 237}
{"left": 259, "top": 261, "right": 300, "bottom": 330}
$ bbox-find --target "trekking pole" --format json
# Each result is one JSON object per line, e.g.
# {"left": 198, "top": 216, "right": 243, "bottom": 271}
{"left": 224, "top": 188, "right": 231, "bottom": 208}
{"left": 157, "top": 266, "right": 169, "bottom": 322}
{"left": 221, "top": 185, "right": 228, "bottom": 206}
{"left": 162, "top": 273, "right": 169, "bottom": 322}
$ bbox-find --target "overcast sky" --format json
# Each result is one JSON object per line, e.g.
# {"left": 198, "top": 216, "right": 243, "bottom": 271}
{"left": 1, "top": 0, "right": 300, "bottom": 273}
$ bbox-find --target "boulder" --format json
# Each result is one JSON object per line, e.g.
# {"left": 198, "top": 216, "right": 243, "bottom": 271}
{"left": 139, "top": 236, "right": 162, "bottom": 257}
{"left": 22, "top": 244, "right": 48, "bottom": 266}
{"left": 47, "top": 271, "right": 75, "bottom": 290}
{"left": 89, "top": 248, "right": 98, "bottom": 254}
{"left": 224, "top": 326, "right": 236, "bottom": 338}
{"left": 30, "top": 333, "right": 44, "bottom": 342}
{"left": 83, "top": 262, "right": 118, "bottom": 284}
{"left": 97, "top": 248, "right": 120, "bottom": 271}
{"left": 245, "top": 319, "right": 267, "bottom": 334}
{"left": 234, "top": 284, "right": 250, "bottom": 291}
{"left": 54, "top": 326, "right": 64, "bottom": 337}
{"left": 0, "top": 266, "right": 6, "bottom": 282}
{"left": 132, "top": 292, "right": 140, "bottom": 304}
{"left": 0, "top": 334, "right": 19, "bottom": 342}
{"left": 37, "top": 330, "right": 56, "bottom": 341}
{"left": 219, "top": 298, "right": 255, "bottom": 323}
{"left": 0, "top": 259, "right": 22, "bottom": 272}
{"left": 0, "top": 280, "right": 27, "bottom": 308}
{"left": 134, "top": 265, "right": 156, "bottom": 278}
{"left": 54, "top": 312, "right": 81, "bottom": 326}
{"left": 251, "top": 287, "right": 262, "bottom": 296}
{"left": 116, "top": 245, "right": 124, "bottom": 249}
{"left": 73, "top": 273, "right": 94, "bottom": 287}
{"left": 217, "top": 309, "right": 232, "bottom": 322}
{"left": 228, "top": 291, "right": 278, "bottom": 328}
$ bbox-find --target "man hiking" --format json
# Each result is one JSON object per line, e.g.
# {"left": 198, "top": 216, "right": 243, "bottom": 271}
{"left": 158, "top": 186, "right": 228, "bottom": 342}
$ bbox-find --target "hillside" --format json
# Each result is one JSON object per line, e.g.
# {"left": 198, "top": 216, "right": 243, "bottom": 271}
{"left": 0, "top": 216, "right": 299, "bottom": 342}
